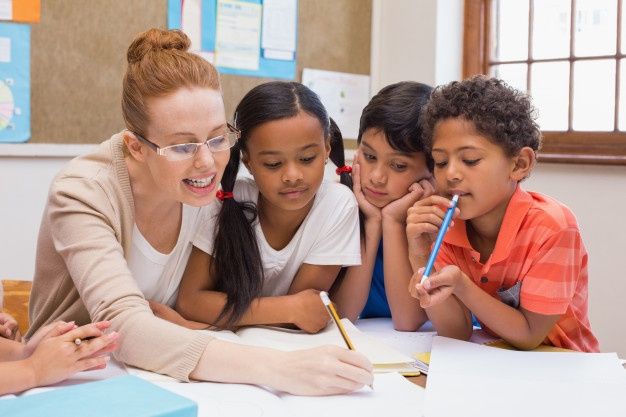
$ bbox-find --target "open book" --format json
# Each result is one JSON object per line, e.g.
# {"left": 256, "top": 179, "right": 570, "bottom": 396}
{"left": 202, "top": 319, "right": 422, "bottom": 375}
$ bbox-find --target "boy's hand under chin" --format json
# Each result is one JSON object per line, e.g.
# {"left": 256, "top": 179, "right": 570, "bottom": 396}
{"left": 409, "top": 265, "right": 470, "bottom": 308}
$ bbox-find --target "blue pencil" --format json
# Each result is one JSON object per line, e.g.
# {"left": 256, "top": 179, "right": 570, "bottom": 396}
{"left": 420, "top": 194, "right": 459, "bottom": 284}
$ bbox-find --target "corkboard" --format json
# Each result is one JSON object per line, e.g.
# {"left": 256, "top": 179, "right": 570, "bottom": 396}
{"left": 29, "top": 0, "right": 371, "bottom": 144}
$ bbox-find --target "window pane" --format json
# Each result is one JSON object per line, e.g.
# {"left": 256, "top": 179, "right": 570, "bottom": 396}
{"left": 573, "top": 60, "right": 615, "bottom": 131}
{"left": 618, "top": 59, "right": 626, "bottom": 131}
{"left": 622, "top": 2, "right": 626, "bottom": 54}
{"left": 490, "top": 64, "right": 528, "bottom": 92}
{"left": 531, "top": 62, "right": 570, "bottom": 130}
{"left": 574, "top": 0, "right": 617, "bottom": 57}
{"left": 532, "top": 0, "right": 571, "bottom": 59}
{"left": 491, "top": 0, "right": 529, "bottom": 61}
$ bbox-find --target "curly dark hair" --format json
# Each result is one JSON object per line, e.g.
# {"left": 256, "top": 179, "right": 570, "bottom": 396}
{"left": 420, "top": 75, "right": 542, "bottom": 156}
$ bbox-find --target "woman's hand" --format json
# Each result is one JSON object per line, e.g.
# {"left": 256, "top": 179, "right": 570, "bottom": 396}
{"left": 272, "top": 345, "right": 374, "bottom": 395}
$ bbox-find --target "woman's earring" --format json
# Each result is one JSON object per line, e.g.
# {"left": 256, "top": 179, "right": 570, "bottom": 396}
{"left": 325, "top": 158, "right": 328, "bottom": 165}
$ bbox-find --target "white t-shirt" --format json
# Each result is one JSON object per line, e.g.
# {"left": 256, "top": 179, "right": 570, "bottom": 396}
{"left": 194, "top": 178, "right": 362, "bottom": 296}
{"left": 127, "top": 204, "right": 212, "bottom": 306}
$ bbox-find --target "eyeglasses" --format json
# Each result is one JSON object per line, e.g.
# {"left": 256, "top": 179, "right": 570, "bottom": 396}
{"left": 133, "top": 123, "right": 240, "bottom": 161}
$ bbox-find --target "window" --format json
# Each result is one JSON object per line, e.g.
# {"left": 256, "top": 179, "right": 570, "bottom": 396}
{"left": 464, "top": 0, "right": 626, "bottom": 165}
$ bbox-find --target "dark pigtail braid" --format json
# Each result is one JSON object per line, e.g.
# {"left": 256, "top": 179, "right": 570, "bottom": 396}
{"left": 328, "top": 118, "right": 353, "bottom": 190}
{"left": 211, "top": 140, "right": 263, "bottom": 326}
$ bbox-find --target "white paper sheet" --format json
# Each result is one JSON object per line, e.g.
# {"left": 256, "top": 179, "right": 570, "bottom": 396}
{"left": 153, "top": 372, "right": 424, "bottom": 417}
{"left": 425, "top": 336, "right": 626, "bottom": 417}
{"left": 0, "top": 0, "right": 11, "bottom": 21}
{"left": 215, "top": 0, "right": 262, "bottom": 70}
{"left": 0, "top": 37, "right": 11, "bottom": 63}
{"left": 357, "top": 318, "right": 437, "bottom": 356}
{"left": 155, "top": 380, "right": 288, "bottom": 417}
{"left": 302, "top": 68, "right": 370, "bottom": 139}
{"left": 261, "top": 0, "right": 297, "bottom": 56}
{"left": 280, "top": 372, "right": 424, "bottom": 417}
{"left": 181, "top": 0, "right": 202, "bottom": 51}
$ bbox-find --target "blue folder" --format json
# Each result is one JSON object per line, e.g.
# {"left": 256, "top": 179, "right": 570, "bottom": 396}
{"left": 0, "top": 375, "right": 197, "bottom": 417}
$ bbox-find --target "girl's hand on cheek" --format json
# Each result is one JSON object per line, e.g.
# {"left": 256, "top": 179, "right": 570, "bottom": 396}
{"left": 351, "top": 156, "right": 381, "bottom": 223}
{"left": 381, "top": 180, "right": 430, "bottom": 224}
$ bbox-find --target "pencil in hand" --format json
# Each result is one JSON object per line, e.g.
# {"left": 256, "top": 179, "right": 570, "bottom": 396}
{"left": 319, "top": 291, "right": 373, "bottom": 390}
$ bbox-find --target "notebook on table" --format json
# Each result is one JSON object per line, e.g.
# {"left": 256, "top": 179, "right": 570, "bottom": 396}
{"left": 203, "top": 318, "right": 422, "bottom": 375}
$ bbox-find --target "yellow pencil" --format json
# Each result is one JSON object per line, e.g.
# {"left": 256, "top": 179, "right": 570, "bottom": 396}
{"left": 319, "top": 291, "right": 373, "bottom": 389}
{"left": 320, "top": 291, "right": 355, "bottom": 350}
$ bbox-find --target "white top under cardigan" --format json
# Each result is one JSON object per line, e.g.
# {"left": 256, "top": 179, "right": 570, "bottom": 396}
{"left": 128, "top": 204, "right": 207, "bottom": 307}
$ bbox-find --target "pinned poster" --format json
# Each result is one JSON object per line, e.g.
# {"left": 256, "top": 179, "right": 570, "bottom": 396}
{"left": 302, "top": 68, "right": 370, "bottom": 140}
{"left": 0, "top": 22, "right": 30, "bottom": 142}
{"left": 215, "top": 0, "right": 261, "bottom": 70}
{"left": 168, "top": 0, "right": 297, "bottom": 79}
{"left": 0, "top": 0, "right": 40, "bottom": 23}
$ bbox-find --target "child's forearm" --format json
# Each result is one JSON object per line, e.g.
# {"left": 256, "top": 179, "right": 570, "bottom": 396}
{"left": 176, "top": 290, "right": 297, "bottom": 328}
{"left": 332, "top": 224, "right": 381, "bottom": 322}
{"left": 425, "top": 295, "right": 473, "bottom": 340}
{"left": 0, "top": 360, "right": 36, "bottom": 395}
{"left": 0, "top": 338, "right": 26, "bottom": 361}
{"left": 382, "top": 219, "right": 427, "bottom": 331}
{"left": 455, "top": 281, "right": 555, "bottom": 350}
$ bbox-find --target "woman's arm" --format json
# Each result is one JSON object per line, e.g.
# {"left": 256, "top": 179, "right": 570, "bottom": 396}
{"left": 44, "top": 179, "right": 214, "bottom": 381}
{"left": 191, "top": 339, "right": 374, "bottom": 396}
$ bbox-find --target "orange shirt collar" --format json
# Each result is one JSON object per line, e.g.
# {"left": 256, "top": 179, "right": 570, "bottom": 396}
{"left": 444, "top": 186, "right": 534, "bottom": 265}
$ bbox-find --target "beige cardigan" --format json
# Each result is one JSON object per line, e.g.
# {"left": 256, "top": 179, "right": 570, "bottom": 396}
{"left": 27, "top": 132, "right": 214, "bottom": 381}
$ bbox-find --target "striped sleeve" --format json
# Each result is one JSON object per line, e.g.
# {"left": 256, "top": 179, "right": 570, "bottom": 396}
{"left": 520, "top": 227, "right": 585, "bottom": 315}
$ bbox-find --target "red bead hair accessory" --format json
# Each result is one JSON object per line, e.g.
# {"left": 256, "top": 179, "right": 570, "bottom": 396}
{"left": 216, "top": 190, "right": 234, "bottom": 201}
{"left": 335, "top": 165, "right": 352, "bottom": 175}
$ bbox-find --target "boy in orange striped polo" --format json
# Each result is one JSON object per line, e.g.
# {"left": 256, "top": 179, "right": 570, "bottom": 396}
{"left": 406, "top": 76, "right": 599, "bottom": 352}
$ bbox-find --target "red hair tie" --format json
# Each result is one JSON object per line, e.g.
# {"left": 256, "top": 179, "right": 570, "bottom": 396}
{"left": 216, "top": 190, "right": 234, "bottom": 201}
{"left": 335, "top": 165, "right": 352, "bottom": 175}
